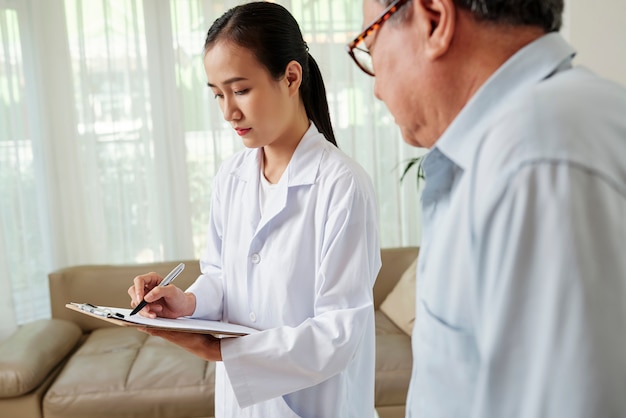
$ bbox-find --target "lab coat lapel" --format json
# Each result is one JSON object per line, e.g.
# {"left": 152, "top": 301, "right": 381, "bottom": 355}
{"left": 230, "top": 150, "right": 262, "bottom": 235}
{"left": 256, "top": 175, "right": 288, "bottom": 234}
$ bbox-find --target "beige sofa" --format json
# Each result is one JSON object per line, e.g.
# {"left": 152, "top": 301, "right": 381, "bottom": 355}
{"left": 0, "top": 247, "right": 417, "bottom": 418}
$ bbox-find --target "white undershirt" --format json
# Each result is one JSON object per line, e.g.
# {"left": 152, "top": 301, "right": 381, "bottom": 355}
{"left": 259, "top": 160, "right": 281, "bottom": 217}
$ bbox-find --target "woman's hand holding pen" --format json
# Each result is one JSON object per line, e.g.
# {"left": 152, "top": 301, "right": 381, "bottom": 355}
{"left": 127, "top": 272, "right": 196, "bottom": 319}
{"left": 128, "top": 272, "right": 222, "bottom": 362}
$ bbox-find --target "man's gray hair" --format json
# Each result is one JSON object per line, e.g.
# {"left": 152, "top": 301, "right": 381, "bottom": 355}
{"left": 377, "top": 0, "right": 563, "bottom": 32}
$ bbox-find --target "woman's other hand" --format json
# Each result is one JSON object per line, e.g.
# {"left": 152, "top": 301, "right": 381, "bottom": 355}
{"left": 139, "top": 328, "right": 223, "bottom": 362}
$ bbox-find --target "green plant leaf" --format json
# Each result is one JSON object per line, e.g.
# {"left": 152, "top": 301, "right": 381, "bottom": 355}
{"left": 400, "top": 156, "right": 425, "bottom": 189}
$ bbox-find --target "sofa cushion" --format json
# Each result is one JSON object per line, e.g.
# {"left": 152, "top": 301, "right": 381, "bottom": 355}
{"left": 379, "top": 256, "right": 418, "bottom": 336}
{"left": 43, "top": 327, "right": 215, "bottom": 418}
{"left": 0, "top": 319, "right": 81, "bottom": 398}
{"left": 374, "top": 311, "right": 412, "bottom": 407}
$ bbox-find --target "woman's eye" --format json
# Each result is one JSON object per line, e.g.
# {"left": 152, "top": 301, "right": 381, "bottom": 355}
{"left": 234, "top": 89, "right": 249, "bottom": 96}
{"left": 213, "top": 93, "right": 224, "bottom": 99}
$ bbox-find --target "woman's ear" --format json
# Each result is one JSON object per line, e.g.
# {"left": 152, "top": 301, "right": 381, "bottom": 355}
{"left": 284, "top": 60, "right": 303, "bottom": 95}
{"left": 414, "top": 0, "right": 456, "bottom": 60}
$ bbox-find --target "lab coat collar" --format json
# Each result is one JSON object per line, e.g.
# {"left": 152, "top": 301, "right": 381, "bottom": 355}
{"left": 284, "top": 122, "right": 326, "bottom": 187}
{"left": 231, "top": 122, "right": 326, "bottom": 187}
{"left": 232, "top": 122, "right": 327, "bottom": 236}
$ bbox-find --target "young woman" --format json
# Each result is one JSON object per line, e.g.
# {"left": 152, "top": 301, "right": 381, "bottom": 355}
{"left": 129, "top": 2, "right": 381, "bottom": 417}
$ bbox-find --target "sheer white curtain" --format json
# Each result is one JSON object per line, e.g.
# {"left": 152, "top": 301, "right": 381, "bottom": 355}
{"left": 0, "top": 0, "right": 47, "bottom": 340}
{"left": 0, "top": 0, "right": 423, "bottom": 341}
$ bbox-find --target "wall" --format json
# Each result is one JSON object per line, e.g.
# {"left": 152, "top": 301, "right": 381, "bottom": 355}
{"left": 564, "top": 0, "right": 626, "bottom": 87}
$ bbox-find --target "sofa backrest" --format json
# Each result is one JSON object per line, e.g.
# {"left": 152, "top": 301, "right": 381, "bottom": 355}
{"left": 48, "top": 246, "right": 420, "bottom": 333}
{"left": 49, "top": 260, "right": 201, "bottom": 333}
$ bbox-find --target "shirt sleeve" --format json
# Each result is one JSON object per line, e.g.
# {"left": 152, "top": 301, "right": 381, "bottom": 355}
{"left": 471, "top": 161, "right": 626, "bottom": 417}
{"left": 221, "top": 174, "right": 381, "bottom": 407}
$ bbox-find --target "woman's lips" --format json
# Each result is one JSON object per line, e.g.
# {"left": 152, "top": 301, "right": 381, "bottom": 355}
{"left": 235, "top": 128, "right": 251, "bottom": 136}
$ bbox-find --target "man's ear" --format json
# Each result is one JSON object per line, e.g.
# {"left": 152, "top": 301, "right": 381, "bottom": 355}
{"left": 284, "top": 60, "right": 303, "bottom": 95}
{"left": 414, "top": 0, "right": 456, "bottom": 60}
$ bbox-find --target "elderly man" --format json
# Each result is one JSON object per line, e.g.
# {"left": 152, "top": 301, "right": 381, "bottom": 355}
{"left": 348, "top": 0, "right": 626, "bottom": 417}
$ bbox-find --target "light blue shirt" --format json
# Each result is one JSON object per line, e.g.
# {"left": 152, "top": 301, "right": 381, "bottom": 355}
{"left": 407, "top": 33, "right": 626, "bottom": 417}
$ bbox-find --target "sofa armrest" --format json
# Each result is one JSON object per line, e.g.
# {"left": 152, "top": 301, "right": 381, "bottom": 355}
{"left": 373, "top": 247, "right": 419, "bottom": 309}
{"left": 0, "top": 319, "right": 81, "bottom": 398}
{"left": 48, "top": 259, "right": 201, "bottom": 332}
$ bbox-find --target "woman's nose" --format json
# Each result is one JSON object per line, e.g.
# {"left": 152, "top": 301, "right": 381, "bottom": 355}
{"left": 222, "top": 97, "right": 242, "bottom": 122}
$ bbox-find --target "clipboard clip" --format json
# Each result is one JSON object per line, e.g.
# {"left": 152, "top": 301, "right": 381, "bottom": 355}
{"left": 72, "top": 303, "right": 124, "bottom": 319}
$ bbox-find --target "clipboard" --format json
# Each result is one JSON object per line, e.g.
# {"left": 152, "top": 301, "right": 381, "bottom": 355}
{"left": 66, "top": 303, "right": 257, "bottom": 337}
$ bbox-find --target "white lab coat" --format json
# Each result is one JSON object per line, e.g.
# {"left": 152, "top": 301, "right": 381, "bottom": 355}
{"left": 186, "top": 123, "right": 381, "bottom": 418}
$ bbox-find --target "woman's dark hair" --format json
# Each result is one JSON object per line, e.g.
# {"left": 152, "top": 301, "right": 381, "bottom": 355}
{"left": 204, "top": 2, "right": 337, "bottom": 147}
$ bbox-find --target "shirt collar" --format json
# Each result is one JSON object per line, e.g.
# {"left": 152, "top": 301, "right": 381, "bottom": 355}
{"left": 435, "top": 32, "right": 576, "bottom": 171}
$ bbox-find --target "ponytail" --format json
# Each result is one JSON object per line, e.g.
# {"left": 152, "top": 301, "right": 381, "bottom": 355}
{"left": 204, "top": 3, "right": 337, "bottom": 147}
{"left": 303, "top": 53, "right": 337, "bottom": 147}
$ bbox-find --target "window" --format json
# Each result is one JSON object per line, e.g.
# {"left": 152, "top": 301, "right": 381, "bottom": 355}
{"left": 0, "top": 0, "right": 422, "bottom": 334}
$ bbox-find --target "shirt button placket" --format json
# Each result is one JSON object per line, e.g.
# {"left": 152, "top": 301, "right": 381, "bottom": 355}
{"left": 249, "top": 252, "right": 260, "bottom": 324}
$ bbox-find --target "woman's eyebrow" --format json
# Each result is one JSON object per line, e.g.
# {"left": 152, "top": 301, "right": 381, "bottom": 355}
{"left": 207, "top": 76, "right": 248, "bottom": 88}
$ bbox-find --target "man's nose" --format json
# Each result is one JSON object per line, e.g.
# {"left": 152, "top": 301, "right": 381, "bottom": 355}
{"left": 373, "top": 78, "right": 382, "bottom": 101}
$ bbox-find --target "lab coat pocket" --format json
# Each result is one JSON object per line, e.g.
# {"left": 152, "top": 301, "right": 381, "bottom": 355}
{"left": 413, "top": 299, "right": 478, "bottom": 417}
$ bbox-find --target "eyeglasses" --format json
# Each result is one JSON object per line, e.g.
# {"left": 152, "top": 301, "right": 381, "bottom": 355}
{"left": 346, "top": 0, "right": 411, "bottom": 76}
